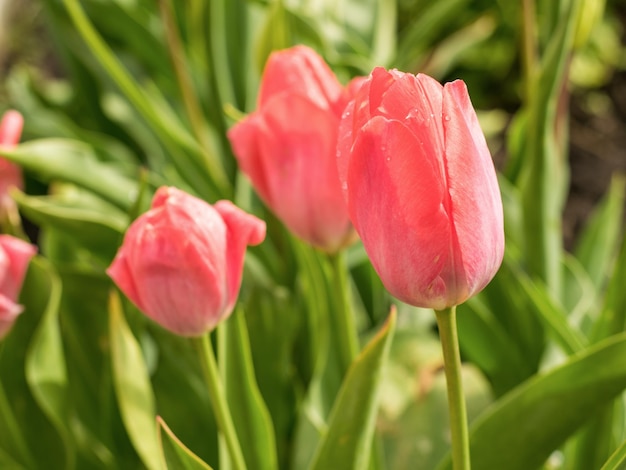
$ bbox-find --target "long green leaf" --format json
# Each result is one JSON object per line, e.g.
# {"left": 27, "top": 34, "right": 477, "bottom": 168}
{"left": 3, "top": 139, "right": 138, "bottom": 211}
{"left": 219, "top": 308, "right": 278, "bottom": 470}
{"left": 518, "top": 0, "right": 582, "bottom": 297}
{"left": 600, "top": 438, "right": 626, "bottom": 470}
{"left": 592, "top": 226, "right": 626, "bottom": 342}
{"left": 308, "top": 309, "right": 396, "bottom": 470}
{"left": 13, "top": 191, "right": 127, "bottom": 264}
{"left": 457, "top": 297, "right": 533, "bottom": 395}
{"left": 574, "top": 174, "right": 626, "bottom": 292}
{"left": 437, "top": 333, "right": 626, "bottom": 470}
{"left": 158, "top": 416, "right": 214, "bottom": 470}
{"left": 0, "top": 257, "right": 68, "bottom": 469}
{"left": 109, "top": 291, "right": 160, "bottom": 470}
{"left": 25, "top": 257, "right": 73, "bottom": 469}
{"left": 515, "top": 270, "right": 587, "bottom": 355}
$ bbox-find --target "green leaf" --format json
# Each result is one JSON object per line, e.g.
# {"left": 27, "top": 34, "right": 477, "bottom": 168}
{"left": 54, "top": 268, "right": 118, "bottom": 467}
{"left": 517, "top": 0, "right": 582, "bottom": 296}
{"left": 457, "top": 296, "right": 533, "bottom": 395}
{"left": 219, "top": 308, "right": 278, "bottom": 470}
{"left": 3, "top": 139, "right": 138, "bottom": 211}
{"left": 13, "top": 190, "right": 127, "bottom": 264}
{"left": 158, "top": 416, "right": 214, "bottom": 470}
{"left": 592, "top": 229, "right": 626, "bottom": 342}
{"left": 600, "top": 438, "right": 626, "bottom": 470}
{"left": 108, "top": 290, "right": 160, "bottom": 470}
{"left": 437, "top": 333, "right": 626, "bottom": 470}
{"left": 379, "top": 328, "right": 492, "bottom": 470}
{"left": 290, "top": 241, "right": 342, "bottom": 469}
{"left": 574, "top": 174, "right": 626, "bottom": 292}
{"left": 394, "top": 0, "right": 468, "bottom": 70}
{"left": 0, "top": 257, "right": 67, "bottom": 469}
{"left": 241, "top": 273, "right": 298, "bottom": 470}
{"left": 371, "top": 0, "right": 396, "bottom": 66}
{"left": 514, "top": 266, "right": 587, "bottom": 355}
{"left": 308, "top": 309, "right": 396, "bottom": 470}
{"left": 24, "top": 257, "right": 74, "bottom": 469}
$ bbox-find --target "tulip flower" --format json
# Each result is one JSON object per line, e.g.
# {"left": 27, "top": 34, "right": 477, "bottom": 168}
{"left": 0, "top": 235, "right": 37, "bottom": 339}
{"left": 337, "top": 67, "right": 504, "bottom": 309}
{"left": 0, "top": 110, "right": 24, "bottom": 207}
{"left": 107, "top": 187, "right": 266, "bottom": 337}
{"left": 228, "top": 45, "right": 365, "bottom": 252}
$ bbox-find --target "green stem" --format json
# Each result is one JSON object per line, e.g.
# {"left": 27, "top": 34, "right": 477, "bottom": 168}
{"left": 435, "top": 306, "right": 470, "bottom": 470}
{"left": 194, "top": 334, "right": 247, "bottom": 470}
{"left": 521, "top": 0, "right": 538, "bottom": 106}
{"left": 327, "top": 251, "right": 359, "bottom": 375}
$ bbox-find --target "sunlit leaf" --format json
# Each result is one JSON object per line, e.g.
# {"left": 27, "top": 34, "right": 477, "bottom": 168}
{"left": 219, "top": 309, "right": 278, "bottom": 470}
{"left": 437, "top": 333, "right": 626, "bottom": 470}
{"left": 25, "top": 257, "right": 74, "bottom": 469}
{"left": 158, "top": 416, "right": 214, "bottom": 470}
{"left": 109, "top": 290, "right": 160, "bottom": 470}
{"left": 308, "top": 309, "right": 396, "bottom": 470}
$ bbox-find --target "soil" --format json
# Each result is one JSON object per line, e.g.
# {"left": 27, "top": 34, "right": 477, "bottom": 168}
{"left": 566, "top": 74, "right": 626, "bottom": 250}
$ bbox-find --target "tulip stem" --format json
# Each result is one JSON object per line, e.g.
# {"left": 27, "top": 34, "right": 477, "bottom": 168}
{"left": 435, "top": 306, "right": 471, "bottom": 470}
{"left": 195, "top": 334, "right": 247, "bottom": 470}
{"left": 328, "top": 251, "right": 359, "bottom": 374}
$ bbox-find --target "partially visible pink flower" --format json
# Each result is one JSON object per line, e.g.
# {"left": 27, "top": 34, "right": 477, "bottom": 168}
{"left": 0, "top": 111, "right": 24, "bottom": 205}
{"left": 107, "top": 187, "right": 266, "bottom": 337}
{"left": 228, "top": 45, "right": 365, "bottom": 252}
{"left": 0, "top": 235, "right": 37, "bottom": 339}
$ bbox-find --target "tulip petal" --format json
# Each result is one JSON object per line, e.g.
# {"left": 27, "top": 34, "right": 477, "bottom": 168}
{"left": 232, "top": 93, "right": 351, "bottom": 251}
{"left": 347, "top": 116, "right": 455, "bottom": 309}
{"left": 258, "top": 45, "right": 343, "bottom": 110}
{"left": 0, "top": 111, "right": 24, "bottom": 197}
{"left": 0, "top": 235, "right": 37, "bottom": 301}
{"left": 131, "top": 222, "right": 226, "bottom": 336}
{"left": 107, "top": 249, "right": 144, "bottom": 311}
{"left": 0, "top": 293, "right": 22, "bottom": 338}
{"left": 442, "top": 80, "right": 504, "bottom": 298}
{"left": 214, "top": 200, "right": 266, "bottom": 313}
{"left": 0, "top": 111, "right": 24, "bottom": 147}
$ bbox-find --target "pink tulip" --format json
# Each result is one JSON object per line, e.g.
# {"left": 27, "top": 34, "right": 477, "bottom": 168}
{"left": 107, "top": 187, "right": 266, "bottom": 337}
{"left": 0, "top": 235, "right": 37, "bottom": 339}
{"left": 0, "top": 111, "right": 24, "bottom": 205}
{"left": 337, "top": 68, "right": 504, "bottom": 309}
{"left": 228, "top": 45, "right": 365, "bottom": 252}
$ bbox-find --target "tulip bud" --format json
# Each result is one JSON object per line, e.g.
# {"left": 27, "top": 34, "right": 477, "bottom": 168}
{"left": 0, "top": 235, "right": 37, "bottom": 339}
{"left": 107, "top": 187, "right": 266, "bottom": 337}
{"left": 0, "top": 111, "right": 25, "bottom": 207}
{"left": 337, "top": 68, "right": 504, "bottom": 309}
{"left": 228, "top": 45, "right": 365, "bottom": 252}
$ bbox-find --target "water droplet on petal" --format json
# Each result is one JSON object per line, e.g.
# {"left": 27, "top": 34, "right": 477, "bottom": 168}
{"left": 443, "top": 114, "right": 451, "bottom": 122}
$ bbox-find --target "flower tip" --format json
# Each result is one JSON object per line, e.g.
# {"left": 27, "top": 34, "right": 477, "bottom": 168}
{"left": 0, "top": 111, "right": 24, "bottom": 147}
{"left": 214, "top": 200, "right": 266, "bottom": 247}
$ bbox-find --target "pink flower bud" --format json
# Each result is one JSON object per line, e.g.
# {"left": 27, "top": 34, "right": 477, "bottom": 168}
{"left": 107, "top": 187, "right": 266, "bottom": 336}
{"left": 337, "top": 68, "right": 504, "bottom": 309}
{"left": 0, "top": 111, "right": 24, "bottom": 206}
{"left": 0, "top": 235, "right": 37, "bottom": 339}
{"left": 228, "top": 45, "right": 365, "bottom": 252}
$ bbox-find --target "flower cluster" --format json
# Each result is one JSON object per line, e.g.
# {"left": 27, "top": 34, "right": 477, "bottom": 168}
{"left": 103, "top": 45, "right": 503, "bottom": 337}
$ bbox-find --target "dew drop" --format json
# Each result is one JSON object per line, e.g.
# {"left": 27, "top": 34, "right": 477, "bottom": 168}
{"left": 443, "top": 114, "right": 451, "bottom": 122}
